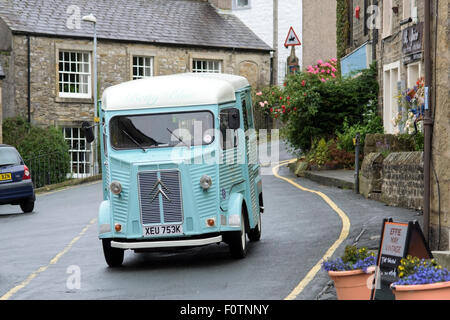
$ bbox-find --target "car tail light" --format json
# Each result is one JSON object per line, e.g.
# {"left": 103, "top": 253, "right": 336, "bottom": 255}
{"left": 23, "top": 165, "right": 31, "bottom": 180}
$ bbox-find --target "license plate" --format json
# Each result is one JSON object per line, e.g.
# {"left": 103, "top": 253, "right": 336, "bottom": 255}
{"left": 0, "top": 173, "right": 11, "bottom": 181}
{"left": 143, "top": 224, "right": 183, "bottom": 237}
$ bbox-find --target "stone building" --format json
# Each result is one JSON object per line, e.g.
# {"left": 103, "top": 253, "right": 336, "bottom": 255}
{"left": 209, "top": 0, "right": 337, "bottom": 85}
{"left": 0, "top": 63, "right": 4, "bottom": 143}
{"left": 339, "top": 0, "right": 450, "bottom": 250}
{"left": 341, "top": 0, "right": 426, "bottom": 133}
{"left": 0, "top": 0, "right": 271, "bottom": 177}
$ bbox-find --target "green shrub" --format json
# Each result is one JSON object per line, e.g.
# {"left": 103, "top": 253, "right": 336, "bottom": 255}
{"left": 336, "top": 109, "right": 384, "bottom": 152}
{"left": 306, "top": 138, "right": 330, "bottom": 167}
{"left": 276, "top": 62, "right": 379, "bottom": 153}
{"left": 3, "top": 117, "right": 71, "bottom": 187}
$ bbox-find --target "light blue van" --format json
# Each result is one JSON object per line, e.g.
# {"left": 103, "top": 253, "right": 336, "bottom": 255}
{"left": 84, "top": 73, "right": 263, "bottom": 267}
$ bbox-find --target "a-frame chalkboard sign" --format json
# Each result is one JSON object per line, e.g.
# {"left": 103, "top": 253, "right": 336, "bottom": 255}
{"left": 371, "top": 218, "right": 433, "bottom": 300}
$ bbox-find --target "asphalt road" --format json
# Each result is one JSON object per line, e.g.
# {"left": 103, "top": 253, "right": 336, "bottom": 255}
{"left": 0, "top": 143, "right": 421, "bottom": 300}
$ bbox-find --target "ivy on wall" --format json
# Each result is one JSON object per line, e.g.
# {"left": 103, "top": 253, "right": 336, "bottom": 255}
{"left": 336, "top": 0, "right": 350, "bottom": 61}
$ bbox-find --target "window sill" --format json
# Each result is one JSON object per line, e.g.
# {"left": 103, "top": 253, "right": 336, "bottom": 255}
{"left": 55, "top": 96, "right": 94, "bottom": 104}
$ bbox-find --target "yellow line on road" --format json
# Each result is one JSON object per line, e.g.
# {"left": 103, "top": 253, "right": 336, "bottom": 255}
{"left": 0, "top": 218, "right": 97, "bottom": 300}
{"left": 272, "top": 159, "right": 351, "bottom": 300}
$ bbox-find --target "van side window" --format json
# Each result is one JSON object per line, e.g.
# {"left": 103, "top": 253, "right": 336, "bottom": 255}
{"left": 220, "top": 108, "right": 239, "bottom": 150}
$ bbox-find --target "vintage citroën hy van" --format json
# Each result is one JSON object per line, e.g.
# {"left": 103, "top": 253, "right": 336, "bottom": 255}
{"left": 84, "top": 73, "right": 263, "bottom": 267}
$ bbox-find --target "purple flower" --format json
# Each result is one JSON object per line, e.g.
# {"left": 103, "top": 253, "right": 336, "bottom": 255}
{"left": 393, "top": 265, "right": 450, "bottom": 287}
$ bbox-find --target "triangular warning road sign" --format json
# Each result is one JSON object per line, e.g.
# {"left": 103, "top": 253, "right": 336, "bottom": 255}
{"left": 284, "top": 27, "right": 301, "bottom": 47}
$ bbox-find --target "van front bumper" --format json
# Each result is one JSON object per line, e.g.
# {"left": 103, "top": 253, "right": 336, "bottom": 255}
{"left": 111, "top": 235, "right": 223, "bottom": 250}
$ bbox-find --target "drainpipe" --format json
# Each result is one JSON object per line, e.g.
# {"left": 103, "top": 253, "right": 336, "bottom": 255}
{"left": 423, "top": 0, "right": 432, "bottom": 242}
{"left": 27, "top": 34, "right": 31, "bottom": 123}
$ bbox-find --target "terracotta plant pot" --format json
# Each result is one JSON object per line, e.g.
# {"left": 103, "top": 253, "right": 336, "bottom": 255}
{"left": 391, "top": 281, "right": 450, "bottom": 300}
{"left": 328, "top": 267, "right": 375, "bottom": 300}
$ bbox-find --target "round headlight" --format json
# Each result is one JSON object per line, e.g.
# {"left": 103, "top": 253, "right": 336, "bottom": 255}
{"left": 200, "top": 175, "right": 212, "bottom": 190}
{"left": 110, "top": 181, "right": 122, "bottom": 195}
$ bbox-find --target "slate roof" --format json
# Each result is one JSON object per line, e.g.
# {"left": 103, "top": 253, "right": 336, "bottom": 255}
{"left": 0, "top": 0, "right": 272, "bottom": 51}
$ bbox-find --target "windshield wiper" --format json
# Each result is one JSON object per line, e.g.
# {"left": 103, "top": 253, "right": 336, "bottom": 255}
{"left": 166, "top": 128, "right": 190, "bottom": 147}
{"left": 121, "top": 129, "right": 147, "bottom": 153}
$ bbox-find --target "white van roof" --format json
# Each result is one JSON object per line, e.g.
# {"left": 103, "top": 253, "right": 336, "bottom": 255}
{"left": 102, "top": 73, "right": 250, "bottom": 111}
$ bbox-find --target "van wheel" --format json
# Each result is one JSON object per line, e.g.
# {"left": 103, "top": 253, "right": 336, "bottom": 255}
{"left": 20, "top": 199, "right": 34, "bottom": 213}
{"left": 248, "top": 213, "right": 261, "bottom": 242}
{"left": 228, "top": 211, "right": 247, "bottom": 259}
{"left": 102, "top": 239, "right": 124, "bottom": 267}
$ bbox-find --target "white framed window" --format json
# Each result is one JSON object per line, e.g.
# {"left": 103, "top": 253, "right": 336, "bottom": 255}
{"left": 132, "top": 56, "right": 154, "bottom": 80}
{"left": 383, "top": 62, "right": 401, "bottom": 134}
{"left": 407, "top": 62, "right": 422, "bottom": 88}
{"left": 233, "top": 0, "right": 251, "bottom": 9}
{"left": 58, "top": 51, "right": 91, "bottom": 99}
{"left": 382, "top": 0, "right": 393, "bottom": 38}
{"left": 63, "top": 127, "right": 94, "bottom": 178}
{"left": 192, "top": 59, "right": 222, "bottom": 73}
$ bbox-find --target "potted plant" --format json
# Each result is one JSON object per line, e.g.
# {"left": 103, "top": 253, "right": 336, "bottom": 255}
{"left": 322, "top": 245, "right": 376, "bottom": 300}
{"left": 391, "top": 255, "right": 450, "bottom": 300}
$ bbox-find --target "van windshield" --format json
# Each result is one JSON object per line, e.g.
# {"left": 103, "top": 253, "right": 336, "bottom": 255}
{"left": 110, "top": 111, "right": 214, "bottom": 150}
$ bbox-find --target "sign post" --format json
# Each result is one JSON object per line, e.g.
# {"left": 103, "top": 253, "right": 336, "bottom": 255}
{"left": 371, "top": 218, "right": 433, "bottom": 300}
{"left": 284, "top": 27, "right": 301, "bottom": 75}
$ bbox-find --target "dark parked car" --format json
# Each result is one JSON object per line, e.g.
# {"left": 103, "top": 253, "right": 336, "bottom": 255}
{"left": 0, "top": 145, "right": 35, "bottom": 213}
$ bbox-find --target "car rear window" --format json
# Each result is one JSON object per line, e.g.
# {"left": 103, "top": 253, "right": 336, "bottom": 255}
{"left": 0, "top": 147, "right": 22, "bottom": 166}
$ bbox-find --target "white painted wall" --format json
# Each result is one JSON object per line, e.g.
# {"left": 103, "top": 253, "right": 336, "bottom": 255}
{"left": 231, "top": 0, "right": 274, "bottom": 48}
{"left": 277, "top": 1, "right": 302, "bottom": 85}
{"left": 232, "top": 0, "right": 303, "bottom": 85}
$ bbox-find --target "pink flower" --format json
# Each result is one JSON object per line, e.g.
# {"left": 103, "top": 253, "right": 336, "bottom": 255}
{"left": 256, "top": 91, "right": 263, "bottom": 96}
{"left": 264, "top": 101, "right": 268, "bottom": 105}
{"left": 321, "top": 78, "right": 326, "bottom": 82}
{"left": 259, "top": 102, "right": 265, "bottom": 107}
{"left": 331, "top": 73, "right": 336, "bottom": 78}
{"left": 321, "top": 69, "right": 326, "bottom": 73}
{"left": 331, "top": 67, "right": 337, "bottom": 72}
{"left": 327, "top": 70, "right": 331, "bottom": 74}
{"left": 317, "top": 59, "right": 323, "bottom": 64}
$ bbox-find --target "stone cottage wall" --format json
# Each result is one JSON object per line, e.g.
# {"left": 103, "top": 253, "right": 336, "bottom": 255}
{"left": 4, "top": 35, "right": 271, "bottom": 128}
{"left": 381, "top": 152, "right": 424, "bottom": 210}
{"left": 360, "top": 151, "right": 424, "bottom": 210}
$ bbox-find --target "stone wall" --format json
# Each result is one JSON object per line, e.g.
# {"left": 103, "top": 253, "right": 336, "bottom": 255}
{"left": 350, "top": 0, "right": 371, "bottom": 50}
{"left": 381, "top": 152, "right": 424, "bottom": 210}
{"left": 430, "top": 0, "right": 450, "bottom": 251}
{"left": 364, "top": 133, "right": 416, "bottom": 155}
{"left": 3, "top": 35, "right": 270, "bottom": 128}
{"left": 360, "top": 151, "right": 424, "bottom": 210}
{"left": 0, "top": 78, "right": 2, "bottom": 143}
{"left": 359, "top": 152, "right": 384, "bottom": 201}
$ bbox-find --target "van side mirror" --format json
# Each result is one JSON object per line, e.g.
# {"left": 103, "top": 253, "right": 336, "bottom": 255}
{"left": 82, "top": 121, "right": 95, "bottom": 143}
{"left": 228, "top": 109, "right": 240, "bottom": 130}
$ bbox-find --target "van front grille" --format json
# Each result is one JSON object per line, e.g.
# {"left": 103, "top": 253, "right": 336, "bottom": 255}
{"left": 138, "top": 170, "right": 183, "bottom": 225}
